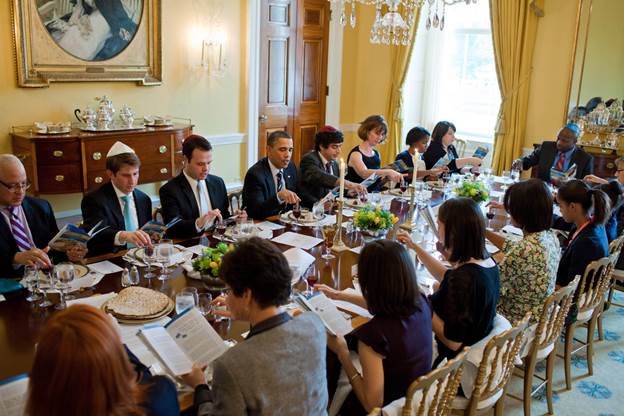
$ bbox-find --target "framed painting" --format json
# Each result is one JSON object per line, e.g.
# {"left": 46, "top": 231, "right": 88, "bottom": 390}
{"left": 11, "top": 0, "right": 162, "bottom": 87}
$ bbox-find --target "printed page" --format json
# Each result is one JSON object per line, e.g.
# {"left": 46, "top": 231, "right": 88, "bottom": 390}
{"left": 165, "top": 308, "right": 227, "bottom": 365}
{"left": 118, "top": 317, "right": 171, "bottom": 373}
{"left": 332, "top": 299, "right": 373, "bottom": 319}
{"left": 298, "top": 292, "right": 353, "bottom": 336}
{"left": 0, "top": 374, "right": 28, "bottom": 416}
{"left": 140, "top": 325, "right": 193, "bottom": 376}
{"left": 271, "top": 232, "right": 323, "bottom": 250}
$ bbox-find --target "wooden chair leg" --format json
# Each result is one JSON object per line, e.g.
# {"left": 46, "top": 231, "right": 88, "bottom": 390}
{"left": 494, "top": 392, "right": 506, "bottom": 416}
{"left": 546, "top": 351, "right": 556, "bottom": 415}
{"left": 523, "top": 356, "right": 536, "bottom": 416}
{"left": 587, "top": 315, "right": 598, "bottom": 377}
{"left": 597, "top": 312, "right": 604, "bottom": 341}
{"left": 564, "top": 325, "right": 573, "bottom": 390}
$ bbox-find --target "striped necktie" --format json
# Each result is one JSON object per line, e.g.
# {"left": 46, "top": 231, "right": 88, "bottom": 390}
{"left": 276, "top": 170, "right": 284, "bottom": 193}
{"left": 325, "top": 162, "right": 332, "bottom": 175}
{"left": 7, "top": 206, "right": 33, "bottom": 252}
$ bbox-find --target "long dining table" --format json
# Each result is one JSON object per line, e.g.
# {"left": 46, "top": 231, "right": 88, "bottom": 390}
{"left": 0, "top": 183, "right": 510, "bottom": 410}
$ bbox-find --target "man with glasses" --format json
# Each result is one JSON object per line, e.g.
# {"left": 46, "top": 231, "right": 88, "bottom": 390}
{"left": 0, "top": 155, "right": 70, "bottom": 277}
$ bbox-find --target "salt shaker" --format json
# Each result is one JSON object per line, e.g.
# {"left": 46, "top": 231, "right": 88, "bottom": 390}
{"left": 121, "top": 268, "right": 130, "bottom": 287}
{"left": 129, "top": 266, "right": 140, "bottom": 286}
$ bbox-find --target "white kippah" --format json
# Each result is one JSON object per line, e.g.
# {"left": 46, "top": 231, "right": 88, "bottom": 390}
{"left": 106, "top": 141, "right": 135, "bottom": 158}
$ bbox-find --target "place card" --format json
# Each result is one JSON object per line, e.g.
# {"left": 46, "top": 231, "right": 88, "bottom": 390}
{"left": 271, "top": 232, "right": 323, "bottom": 250}
{"left": 67, "top": 292, "right": 117, "bottom": 309}
{"left": 256, "top": 221, "right": 285, "bottom": 231}
{"left": 88, "top": 261, "right": 124, "bottom": 275}
{"left": 185, "top": 244, "right": 207, "bottom": 256}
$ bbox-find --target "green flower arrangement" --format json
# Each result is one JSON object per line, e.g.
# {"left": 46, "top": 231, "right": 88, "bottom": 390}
{"left": 455, "top": 180, "right": 490, "bottom": 203}
{"left": 192, "top": 242, "right": 235, "bottom": 277}
{"left": 353, "top": 205, "right": 399, "bottom": 232}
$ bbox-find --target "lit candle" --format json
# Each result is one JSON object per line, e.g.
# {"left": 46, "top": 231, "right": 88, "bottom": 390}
{"left": 339, "top": 158, "right": 346, "bottom": 201}
{"left": 412, "top": 150, "right": 419, "bottom": 186}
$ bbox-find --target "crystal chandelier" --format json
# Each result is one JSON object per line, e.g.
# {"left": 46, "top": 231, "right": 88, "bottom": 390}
{"left": 329, "top": 0, "right": 478, "bottom": 45}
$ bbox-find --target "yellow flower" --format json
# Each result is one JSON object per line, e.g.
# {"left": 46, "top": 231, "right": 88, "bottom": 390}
{"left": 209, "top": 261, "right": 218, "bottom": 269}
{"left": 368, "top": 212, "right": 376, "bottom": 220}
{"left": 391, "top": 216, "right": 399, "bottom": 223}
{"left": 375, "top": 206, "right": 381, "bottom": 212}
{"left": 470, "top": 188, "right": 478, "bottom": 196}
{"left": 374, "top": 217, "right": 380, "bottom": 225}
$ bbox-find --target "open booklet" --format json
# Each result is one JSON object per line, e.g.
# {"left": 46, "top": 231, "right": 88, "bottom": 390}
{"left": 0, "top": 374, "right": 28, "bottom": 416}
{"left": 139, "top": 307, "right": 228, "bottom": 377}
{"left": 140, "top": 217, "right": 182, "bottom": 236}
{"left": 472, "top": 146, "right": 489, "bottom": 159}
{"left": 296, "top": 292, "right": 353, "bottom": 336}
{"left": 420, "top": 205, "right": 438, "bottom": 236}
{"left": 550, "top": 163, "right": 577, "bottom": 184}
{"left": 48, "top": 220, "right": 108, "bottom": 251}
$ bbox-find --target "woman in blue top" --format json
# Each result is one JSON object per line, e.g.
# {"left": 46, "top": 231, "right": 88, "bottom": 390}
{"left": 395, "top": 126, "right": 448, "bottom": 181}
{"left": 422, "top": 121, "right": 482, "bottom": 174}
{"left": 345, "top": 115, "right": 403, "bottom": 192}
{"left": 317, "top": 240, "right": 432, "bottom": 414}
{"left": 556, "top": 179, "right": 610, "bottom": 288}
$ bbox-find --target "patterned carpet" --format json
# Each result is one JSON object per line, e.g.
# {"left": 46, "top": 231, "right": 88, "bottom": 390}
{"left": 503, "top": 292, "right": 624, "bottom": 415}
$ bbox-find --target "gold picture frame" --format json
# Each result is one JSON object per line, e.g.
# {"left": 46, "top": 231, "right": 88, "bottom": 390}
{"left": 10, "top": 0, "right": 162, "bottom": 88}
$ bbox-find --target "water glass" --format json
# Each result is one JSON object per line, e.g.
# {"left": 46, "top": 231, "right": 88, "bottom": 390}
{"left": 510, "top": 168, "right": 520, "bottom": 183}
{"left": 157, "top": 239, "right": 174, "bottom": 280}
{"left": 175, "top": 291, "right": 196, "bottom": 315}
{"left": 291, "top": 201, "right": 302, "bottom": 231}
{"left": 24, "top": 265, "right": 41, "bottom": 303}
{"left": 55, "top": 262, "right": 75, "bottom": 310}
{"left": 38, "top": 268, "right": 54, "bottom": 308}
{"left": 182, "top": 287, "right": 199, "bottom": 305}
{"left": 369, "top": 192, "right": 381, "bottom": 207}
{"left": 198, "top": 293, "right": 215, "bottom": 321}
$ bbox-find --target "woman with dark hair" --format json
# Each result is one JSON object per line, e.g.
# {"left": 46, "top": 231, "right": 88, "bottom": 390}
{"left": 398, "top": 197, "right": 499, "bottom": 364}
{"left": 316, "top": 240, "right": 432, "bottom": 414}
{"left": 485, "top": 179, "right": 560, "bottom": 324}
{"left": 182, "top": 237, "right": 328, "bottom": 415}
{"left": 422, "top": 121, "right": 482, "bottom": 174}
{"left": 26, "top": 304, "right": 179, "bottom": 416}
{"left": 556, "top": 179, "right": 610, "bottom": 288}
{"left": 597, "top": 181, "right": 622, "bottom": 242}
{"left": 395, "top": 126, "right": 448, "bottom": 180}
{"left": 345, "top": 115, "right": 403, "bottom": 192}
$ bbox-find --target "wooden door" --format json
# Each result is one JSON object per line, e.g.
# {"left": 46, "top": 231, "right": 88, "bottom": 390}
{"left": 258, "top": 0, "right": 297, "bottom": 159}
{"left": 258, "top": 0, "right": 329, "bottom": 164}
{"left": 292, "top": 0, "right": 330, "bottom": 163}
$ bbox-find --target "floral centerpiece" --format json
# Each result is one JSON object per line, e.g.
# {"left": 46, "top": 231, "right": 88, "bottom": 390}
{"left": 353, "top": 206, "right": 398, "bottom": 237}
{"left": 193, "top": 243, "right": 234, "bottom": 288}
{"left": 455, "top": 180, "right": 489, "bottom": 203}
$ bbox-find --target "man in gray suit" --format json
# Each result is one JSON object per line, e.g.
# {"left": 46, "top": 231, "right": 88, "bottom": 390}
{"left": 182, "top": 237, "right": 328, "bottom": 416}
{"left": 299, "top": 126, "right": 366, "bottom": 208}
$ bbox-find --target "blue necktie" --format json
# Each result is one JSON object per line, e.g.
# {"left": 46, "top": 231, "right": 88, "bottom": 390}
{"left": 276, "top": 170, "right": 284, "bottom": 193}
{"left": 121, "top": 195, "right": 138, "bottom": 248}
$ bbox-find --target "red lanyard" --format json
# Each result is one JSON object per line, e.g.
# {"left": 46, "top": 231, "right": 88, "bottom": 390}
{"left": 570, "top": 219, "right": 591, "bottom": 243}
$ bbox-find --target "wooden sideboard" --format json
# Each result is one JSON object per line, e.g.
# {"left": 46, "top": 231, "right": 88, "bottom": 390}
{"left": 11, "top": 125, "right": 193, "bottom": 194}
{"left": 578, "top": 144, "right": 618, "bottom": 178}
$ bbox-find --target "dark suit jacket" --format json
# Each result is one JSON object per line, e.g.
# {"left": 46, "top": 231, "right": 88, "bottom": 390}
{"left": 0, "top": 197, "right": 60, "bottom": 278}
{"left": 556, "top": 222, "right": 608, "bottom": 288}
{"left": 299, "top": 151, "right": 338, "bottom": 208}
{"left": 159, "top": 173, "right": 231, "bottom": 239}
{"left": 423, "top": 141, "right": 461, "bottom": 174}
{"left": 521, "top": 141, "right": 593, "bottom": 182}
{"left": 242, "top": 158, "right": 298, "bottom": 219}
{"left": 81, "top": 182, "right": 152, "bottom": 256}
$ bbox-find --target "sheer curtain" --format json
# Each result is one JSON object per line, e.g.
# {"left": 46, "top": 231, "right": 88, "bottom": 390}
{"left": 402, "top": 1, "right": 500, "bottom": 162}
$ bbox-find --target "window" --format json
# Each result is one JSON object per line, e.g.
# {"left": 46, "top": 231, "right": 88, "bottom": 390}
{"left": 403, "top": 1, "right": 500, "bottom": 144}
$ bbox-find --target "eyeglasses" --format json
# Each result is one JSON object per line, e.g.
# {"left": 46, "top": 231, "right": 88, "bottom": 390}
{"left": 0, "top": 180, "right": 31, "bottom": 193}
{"left": 222, "top": 287, "right": 232, "bottom": 296}
{"left": 617, "top": 169, "right": 624, "bottom": 173}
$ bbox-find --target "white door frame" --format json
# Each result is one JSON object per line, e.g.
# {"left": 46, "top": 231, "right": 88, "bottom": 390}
{"left": 245, "top": 0, "right": 343, "bottom": 167}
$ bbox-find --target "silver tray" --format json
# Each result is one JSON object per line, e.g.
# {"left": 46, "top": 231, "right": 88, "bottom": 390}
{"left": 79, "top": 125, "right": 146, "bottom": 132}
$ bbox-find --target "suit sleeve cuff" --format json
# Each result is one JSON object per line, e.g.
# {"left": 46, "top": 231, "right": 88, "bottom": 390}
{"left": 194, "top": 384, "right": 213, "bottom": 408}
{"left": 114, "top": 231, "right": 124, "bottom": 246}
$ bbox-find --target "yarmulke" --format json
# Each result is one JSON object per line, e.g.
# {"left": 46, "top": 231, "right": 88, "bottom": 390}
{"left": 564, "top": 123, "right": 581, "bottom": 137}
{"left": 106, "top": 141, "right": 135, "bottom": 158}
{"left": 318, "top": 125, "right": 338, "bottom": 134}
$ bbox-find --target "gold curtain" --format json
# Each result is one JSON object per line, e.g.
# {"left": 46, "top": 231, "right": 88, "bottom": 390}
{"left": 490, "top": 0, "right": 544, "bottom": 174}
{"left": 383, "top": 7, "right": 422, "bottom": 167}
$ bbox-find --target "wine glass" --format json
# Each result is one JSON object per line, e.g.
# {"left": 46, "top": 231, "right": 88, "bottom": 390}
{"left": 399, "top": 177, "right": 408, "bottom": 196}
{"left": 510, "top": 168, "right": 520, "bottom": 183}
{"left": 143, "top": 245, "right": 157, "bottom": 279}
{"left": 175, "top": 290, "right": 196, "bottom": 315}
{"left": 24, "top": 265, "right": 41, "bottom": 303}
{"left": 291, "top": 201, "right": 302, "bottom": 231}
{"left": 38, "top": 268, "right": 54, "bottom": 308}
{"left": 304, "top": 263, "right": 319, "bottom": 296}
{"left": 321, "top": 224, "right": 337, "bottom": 260}
{"left": 55, "top": 262, "right": 75, "bottom": 310}
{"left": 214, "top": 218, "right": 227, "bottom": 240}
{"left": 198, "top": 293, "right": 215, "bottom": 321}
{"left": 358, "top": 191, "right": 368, "bottom": 205}
{"left": 157, "top": 239, "right": 174, "bottom": 281}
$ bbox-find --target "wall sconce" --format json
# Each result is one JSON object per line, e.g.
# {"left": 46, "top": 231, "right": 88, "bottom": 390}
{"left": 201, "top": 39, "right": 223, "bottom": 73}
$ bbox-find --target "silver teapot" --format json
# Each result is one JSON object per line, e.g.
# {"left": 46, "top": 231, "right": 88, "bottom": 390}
{"left": 74, "top": 107, "right": 96, "bottom": 130}
{"left": 95, "top": 96, "right": 115, "bottom": 130}
{"left": 119, "top": 104, "right": 135, "bottom": 128}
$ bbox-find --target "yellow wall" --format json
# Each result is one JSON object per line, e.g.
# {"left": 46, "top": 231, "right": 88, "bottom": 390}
{"left": 0, "top": 1, "right": 245, "bottom": 214}
{"left": 338, "top": 5, "right": 396, "bottom": 158}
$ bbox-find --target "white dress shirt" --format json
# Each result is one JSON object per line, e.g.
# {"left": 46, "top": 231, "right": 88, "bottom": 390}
{"left": 112, "top": 183, "right": 139, "bottom": 246}
{"left": 1, "top": 204, "right": 35, "bottom": 269}
{"left": 183, "top": 170, "right": 214, "bottom": 231}
{"left": 318, "top": 152, "right": 334, "bottom": 176}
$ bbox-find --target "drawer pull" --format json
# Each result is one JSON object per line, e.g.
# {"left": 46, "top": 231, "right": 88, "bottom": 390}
{"left": 159, "top": 145, "right": 168, "bottom": 154}
{"left": 53, "top": 150, "right": 64, "bottom": 157}
{"left": 55, "top": 175, "right": 64, "bottom": 182}
{"left": 160, "top": 168, "right": 168, "bottom": 174}
{"left": 93, "top": 152, "right": 102, "bottom": 160}
{"left": 16, "top": 153, "right": 30, "bottom": 162}
{"left": 607, "top": 162, "right": 615, "bottom": 169}
{"left": 94, "top": 176, "right": 103, "bottom": 184}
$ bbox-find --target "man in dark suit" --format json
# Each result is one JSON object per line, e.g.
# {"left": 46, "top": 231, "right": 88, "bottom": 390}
{"left": 0, "top": 155, "right": 83, "bottom": 277}
{"left": 81, "top": 142, "right": 152, "bottom": 256}
{"left": 512, "top": 123, "right": 593, "bottom": 183}
{"left": 160, "top": 135, "right": 236, "bottom": 239}
{"left": 243, "top": 131, "right": 300, "bottom": 219}
{"left": 299, "top": 126, "right": 366, "bottom": 208}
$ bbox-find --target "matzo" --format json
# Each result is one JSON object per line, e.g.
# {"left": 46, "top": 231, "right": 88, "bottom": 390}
{"left": 105, "top": 287, "right": 170, "bottom": 317}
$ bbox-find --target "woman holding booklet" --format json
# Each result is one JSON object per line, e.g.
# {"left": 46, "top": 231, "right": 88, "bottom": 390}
{"left": 182, "top": 237, "right": 328, "bottom": 416}
{"left": 316, "top": 240, "right": 432, "bottom": 414}
{"left": 26, "top": 304, "right": 179, "bottom": 416}
{"left": 422, "top": 121, "right": 483, "bottom": 174}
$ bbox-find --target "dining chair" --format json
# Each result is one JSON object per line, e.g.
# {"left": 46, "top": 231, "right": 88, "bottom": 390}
{"left": 227, "top": 188, "right": 243, "bottom": 213}
{"left": 367, "top": 349, "right": 467, "bottom": 416}
{"left": 602, "top": 234, "right": 624, "bottom": 316}
{"left": 152, "top": 205, "right": 163, "bottom": 222}
{"left": 451, "top": 313, "right": 531, "bottom": 416}
{"left": 454, "top": 138, "right": 467, "bottom": 158}
{"left": 561, "top": 256, "right": 611, "bottom": 390}
{"left": 510, "top": 276, "right": 579, "bottom": 416}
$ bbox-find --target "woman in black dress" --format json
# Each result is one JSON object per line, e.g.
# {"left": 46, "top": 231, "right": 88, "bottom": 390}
{"left": 345, "top": 115, "right": 403, "bottom": 192}
{"left": 422, "top": 121, "right": 483, "bottom": 174}
{"left": 398, "top": 197, "right": 500, "bottom": 365}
